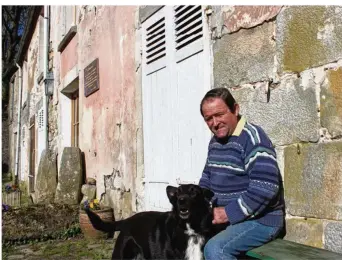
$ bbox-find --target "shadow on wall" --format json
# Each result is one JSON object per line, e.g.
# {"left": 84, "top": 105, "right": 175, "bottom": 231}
{"left": 279, "top": 178, "right": 287, "bottom": 239}
{"left": 81, "top": 151, "right": 86, "bottom": 185}
{"left": 2, "top": 163, "right": 9, "bottom": 175}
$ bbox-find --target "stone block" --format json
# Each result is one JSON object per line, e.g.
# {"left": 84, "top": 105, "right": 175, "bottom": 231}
{"left": 55, "top": 147, "right": 83, "bottom": 204}
{"left": 221, "top": 6, "right": 282, "bottom": 34}
{"left": 321, "top": 67, "right": 342, "bottom": 138}
{"left": 324, "top": 221, "right": 342, "bottom": 254}
{"left": 213, "top": 21, "right": 276, "bottom": 87}
{"left": 80, "top": 184, "right": 96, "bottom": 204}
{"left": 275, "top": 146, "right": 285, "bottom": 181}
{"left": 122, "top": 191, "right": 133, "bottom": 219}
{"left": 284, "top": 142, "right": 342, "bottom": 220}
{"left": 102, "top": 189, "right": 132, "bottom": 220}
{"left": 285, "top": 218, "right": 323, "bottom": 248}
{"left": 232, "top": 74, "right": 319, "bottom": 146}
{"left": 276, "top": 6, "right": 342, "bottom": 73}
{"left": 35, "top": 149, "right": 58, "bottom": 204}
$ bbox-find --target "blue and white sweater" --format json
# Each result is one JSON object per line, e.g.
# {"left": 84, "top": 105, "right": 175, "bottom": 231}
{"left": 199, "top": 117, "right": 284, "bottom": 227}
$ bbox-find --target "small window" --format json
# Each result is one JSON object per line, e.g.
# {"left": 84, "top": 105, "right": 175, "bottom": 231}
{"left": 59, "top": 6, "right": 76, "bottom": 41}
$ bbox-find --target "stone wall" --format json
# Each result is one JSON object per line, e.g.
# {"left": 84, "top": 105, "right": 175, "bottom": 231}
{"left": 7, "top": 73, "right": 20, "bottom": 177}
{"left": 210, "top": 5, "right": 342, "bottom": 253}
{"left": 22, "top": 15, "right": 46, "bottom": 188}
{"left": 4, "top": 12, "right": 54, "bottom": 195}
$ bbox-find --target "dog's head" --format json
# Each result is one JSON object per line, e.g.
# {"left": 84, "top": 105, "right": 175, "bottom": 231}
{"left": 166, "top": 184, "right": 214, "bottom": 221}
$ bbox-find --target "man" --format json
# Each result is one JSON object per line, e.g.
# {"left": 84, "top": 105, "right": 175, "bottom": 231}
{"left": 199, "top": 87, "right": 285, "bottom": 260}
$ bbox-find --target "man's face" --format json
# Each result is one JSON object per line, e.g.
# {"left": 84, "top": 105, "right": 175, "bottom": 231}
{"left": 202, "top": 98, "right": 239, "bottom": 139}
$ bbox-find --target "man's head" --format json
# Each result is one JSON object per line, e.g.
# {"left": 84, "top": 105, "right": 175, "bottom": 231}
{"left": 200, "top": 87, "right": 240, "bottom": 139}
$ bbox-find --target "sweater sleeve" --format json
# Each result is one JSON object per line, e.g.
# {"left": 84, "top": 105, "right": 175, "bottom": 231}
{"left": 199, "top": 138, "right": 214, "bottom": 189}
{"left": 199, "top": 158, "right": 211, "bottom": 189}
{"left": 224, "top": 143, "right": 280, "bottom": 225}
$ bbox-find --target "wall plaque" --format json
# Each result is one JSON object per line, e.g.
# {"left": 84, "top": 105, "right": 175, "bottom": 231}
{"left": 84, "top": 58, "right": 100, "bottom": 97}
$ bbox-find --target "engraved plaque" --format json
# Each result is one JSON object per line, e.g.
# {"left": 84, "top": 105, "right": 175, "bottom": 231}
{"left": 84, "top": 58, "right": 100, "bottom": 97}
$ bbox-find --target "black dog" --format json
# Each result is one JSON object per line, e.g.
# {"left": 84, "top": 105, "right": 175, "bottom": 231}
{"left": 85, "top": 184, "right": 215, "bottom": 259}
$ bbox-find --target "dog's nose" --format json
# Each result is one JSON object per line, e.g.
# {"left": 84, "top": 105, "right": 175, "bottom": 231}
{"left": 178, "top": 196, "right": 187, "bottom": 205}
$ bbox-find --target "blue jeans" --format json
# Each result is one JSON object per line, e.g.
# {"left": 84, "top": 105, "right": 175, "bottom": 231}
{"left": 204, "top": 220, "right": 282, "bottom": 260}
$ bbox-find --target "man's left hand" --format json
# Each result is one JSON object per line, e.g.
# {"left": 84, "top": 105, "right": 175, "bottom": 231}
{"left": 212, "top": 207, "right": 229, "bottom": 224}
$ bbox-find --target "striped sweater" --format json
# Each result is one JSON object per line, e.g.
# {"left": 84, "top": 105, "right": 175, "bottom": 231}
{"left": 199, "top": 116, "right": 284, "bottom": 227}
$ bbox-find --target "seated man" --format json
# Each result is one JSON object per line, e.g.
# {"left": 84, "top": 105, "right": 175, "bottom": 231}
{"left": 199, "top": 87, "right": 285, "bottom": 260}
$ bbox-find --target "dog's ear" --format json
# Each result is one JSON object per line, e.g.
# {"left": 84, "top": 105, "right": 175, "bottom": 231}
{"left": 166, "top": 186, "right": 178, "bottom": 202}
{"left": 202, "top": 187, "right": 214, "bottom": 200}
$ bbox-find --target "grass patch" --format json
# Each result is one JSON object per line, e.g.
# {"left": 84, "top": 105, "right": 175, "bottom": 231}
{"left": 41, "top": 238, "right": 113, "bottom": 259}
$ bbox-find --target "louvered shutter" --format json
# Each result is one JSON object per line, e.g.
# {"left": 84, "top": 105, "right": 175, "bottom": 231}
{"left": 143, "top": 8, "right": 167, "bottom": 75}
{"left": 141, "top": 6, "right": 211, "bottom": 211}
{"left": 174, "top": 5, "right": 204, "bottom": 62}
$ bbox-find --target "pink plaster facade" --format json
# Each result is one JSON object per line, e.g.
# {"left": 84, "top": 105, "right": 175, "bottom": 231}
{"left": 222, "top": 6, "right": 282, "bottom": 33}
{"left": 60, "top": 36, "right": 78, "bottom": 79}
{"left": 76, "top": 6, "right": 138, "bottom": 211}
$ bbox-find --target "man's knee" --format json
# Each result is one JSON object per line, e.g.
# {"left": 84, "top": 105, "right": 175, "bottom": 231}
{"left": 204, "top": 238, "right": 223, "bottom": 259}
{"left": 204, "top": 237, "right": 238, "bottom": 260}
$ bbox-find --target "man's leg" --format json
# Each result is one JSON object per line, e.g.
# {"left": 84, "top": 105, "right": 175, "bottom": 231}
{"left": 204, "top": 220, "right": 282, "bottom": 260}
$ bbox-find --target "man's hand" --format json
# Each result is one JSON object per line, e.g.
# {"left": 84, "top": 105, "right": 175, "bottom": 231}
{"left": 212, "top": 207, "right": 229, "bottom": 224}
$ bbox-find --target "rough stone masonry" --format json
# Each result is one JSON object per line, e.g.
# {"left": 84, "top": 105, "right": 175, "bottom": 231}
{"left": 211, "top": 5, "right": 342, "bottom": 253}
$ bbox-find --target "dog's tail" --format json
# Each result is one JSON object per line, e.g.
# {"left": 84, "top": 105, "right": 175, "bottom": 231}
{"left": 85, "top": 209, "right": 122, "bottom": 233}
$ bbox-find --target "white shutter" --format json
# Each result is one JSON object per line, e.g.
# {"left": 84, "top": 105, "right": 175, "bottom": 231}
{"left": 143, "top": 8, "right": 167, "bottom": 75}
{"left": 141, "top": 6, "right": 211, "bottom": 211}
{"left": 174, "top": 5, "right": 204, "bottom": 62}
{"left": 142, "top": 7, "right": 174, "bottom": 211}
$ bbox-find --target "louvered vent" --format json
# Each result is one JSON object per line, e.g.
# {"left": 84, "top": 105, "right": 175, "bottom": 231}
{"left": 174, "top": 5, "right": 203, "bottom": 50}
{"left": 38, "top": 110, "right": 44, "bottom": 128}
{"left": 145, "top": 17, "right": 166, "bottom": 64}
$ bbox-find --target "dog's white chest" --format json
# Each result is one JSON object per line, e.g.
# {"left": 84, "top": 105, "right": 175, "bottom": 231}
{"left": 184, "top": 223, "right": 204, "bottom": 260}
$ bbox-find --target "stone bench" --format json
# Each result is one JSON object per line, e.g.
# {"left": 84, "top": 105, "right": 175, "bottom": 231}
{"left": 246, "top": 239, "right": 342, "bottom": 260}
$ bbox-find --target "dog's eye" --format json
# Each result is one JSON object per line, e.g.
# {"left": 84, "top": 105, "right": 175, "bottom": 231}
{"left": 189, "top": 187, "right": 197, "bottom": 197}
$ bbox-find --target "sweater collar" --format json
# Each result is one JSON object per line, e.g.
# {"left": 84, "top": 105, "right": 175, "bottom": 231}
{"left": 232, "top": 116, "right": 246, "bottom": 137}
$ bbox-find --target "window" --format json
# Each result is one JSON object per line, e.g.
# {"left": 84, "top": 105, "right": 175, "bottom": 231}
{"left": 59, "top": 6, "right": 76, "bottom": 42}
{"left": 9, "top": 78, "right": 15, "bottom": 122}
{"left": 71, "top": 91, "right": 79, "bottom": 147}
{"left": 22, "top": 61, "right": 28, "bottom": 106}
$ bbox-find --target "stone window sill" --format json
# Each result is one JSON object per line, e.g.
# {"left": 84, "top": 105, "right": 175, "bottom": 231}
{"left": 57, "top": 25, "right": 77, "bottom": 52}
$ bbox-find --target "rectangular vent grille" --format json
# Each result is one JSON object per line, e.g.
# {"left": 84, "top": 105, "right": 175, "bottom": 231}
{"left": 38, "top": 110, "right": 44, "bottom": 128}
{"left": 145, "top": 17, "right": 166, "bottom": 64}
{"left": 174, "top": 5, "right": 203, "bottom": 50}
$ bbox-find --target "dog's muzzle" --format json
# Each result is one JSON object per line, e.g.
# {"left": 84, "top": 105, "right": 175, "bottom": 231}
{"left": 179, "top": 208, "right": 190, "bottom": 219}
{"left": 178, "top": 196, "right": 191, "bottom": 219}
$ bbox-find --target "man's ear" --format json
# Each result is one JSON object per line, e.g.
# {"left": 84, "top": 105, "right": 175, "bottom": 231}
{"left": 234, "top": 103, "right": 240, "bottom": 117}
{"left": 202, "top": 187, "right": 214, "bottom": 200}
{"left": 166, "top": 186, "right": 178, "bottom": 202}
